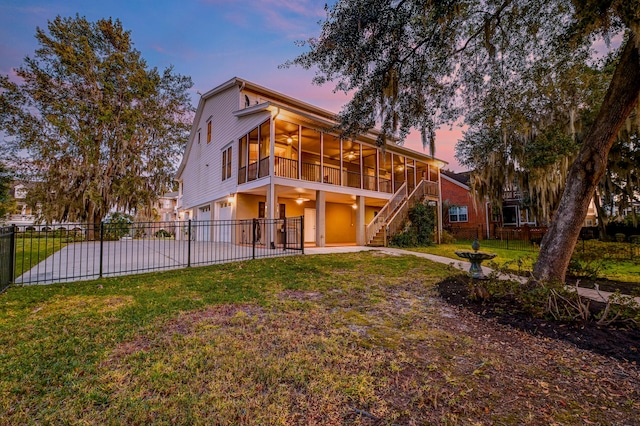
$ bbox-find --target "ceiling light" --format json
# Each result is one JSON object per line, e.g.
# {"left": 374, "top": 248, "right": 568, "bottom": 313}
{"left": 286, "top": 135, "right": 293, "bottom": 144}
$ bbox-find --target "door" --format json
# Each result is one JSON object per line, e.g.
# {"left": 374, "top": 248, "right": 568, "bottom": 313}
{"left": 215, "top": 201, "right": 233, "bottom": 242}
{"left": 304, "top": 208, "right": 316, "bottom": 243}
{"left": 197, "top": 206, "right": 211, "bottom": 241}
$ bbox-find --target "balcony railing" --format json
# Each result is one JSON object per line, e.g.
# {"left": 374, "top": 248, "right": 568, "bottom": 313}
{"left": 323, "top": 166, "right": 340, "bottom": 185}
{"left": 258, "top": 157, "right": 269, "bottom": 178}
{"left": 363, "top": 175, "right": 376, "bottom": 191}
{"left": 247, "top": 162, "right": 258, "bottom": 181}
{"left": 343, "top": 170, "right": 360, "bottom": 188}
{"left": 302, "top": 162, "right": 321, "bottom": 182}
{"left": 275, "top": 156, "right": 298, "bottom": 179}
{"left": 241, "top": 157, "right": 439, "bottom": 202}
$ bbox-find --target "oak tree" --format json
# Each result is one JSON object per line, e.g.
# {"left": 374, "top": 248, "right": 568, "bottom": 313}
{"left": 290, "top": 0, "right": 640, "bottom": 282}
{"left": 0, "top": 16, "right": 193, "bottom": 232}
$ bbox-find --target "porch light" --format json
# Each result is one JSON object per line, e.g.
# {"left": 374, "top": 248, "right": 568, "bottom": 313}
{"left": 296, "top": 195, "right": 309, "bottom": 205}
{"left": 352, "top": 203, "right": 357, "bottom": 209}
{"left": 345, "top": 151, "right": 356, "bottom": 160}
{"left": 286, "top": 135, "right": 293, "bottom": 144}
{"left": 227, "top": 194, "right": 235, "bottom": 203}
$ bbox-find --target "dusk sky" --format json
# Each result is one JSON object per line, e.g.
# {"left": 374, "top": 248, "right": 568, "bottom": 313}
{"left": 1, "top": 0, "right": 464, "bottom": 170}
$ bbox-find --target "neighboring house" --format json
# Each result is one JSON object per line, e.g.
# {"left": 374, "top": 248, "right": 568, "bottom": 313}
{"left": 176, "top": 77, "right": 446, "bottom": 247}
{"left": 155, "top": 191, "right": 179, "bottom": 222}
{"left": 441, "top": 170, "right": 599, "bottom": 238}
{"left": 3, "top": 182, "right": 82, "bottom": 232}
{"left": 441, "top": 171, "right": 490, "bottom": 238}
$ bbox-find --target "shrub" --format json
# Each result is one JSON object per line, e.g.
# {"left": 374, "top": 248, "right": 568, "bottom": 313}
{"left": 440, "top": 229, "right": 456, "bottom": 244}
{"left": 154, "top": 229, "right": 173, "bottom": 238}
{"left": 103, "top": 212, "right": 134, "bottom": 241}
{"left": 389, "top": 203, "right": 435, "bottom": 247}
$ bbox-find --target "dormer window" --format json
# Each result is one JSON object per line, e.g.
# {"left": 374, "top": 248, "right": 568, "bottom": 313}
{"left": 244, "top": 95, "right": 250, "bottom": 108}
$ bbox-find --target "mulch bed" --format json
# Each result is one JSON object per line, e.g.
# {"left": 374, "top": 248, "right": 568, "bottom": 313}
{"left": 437, "top": 274, "right": 640, "bottom": 364}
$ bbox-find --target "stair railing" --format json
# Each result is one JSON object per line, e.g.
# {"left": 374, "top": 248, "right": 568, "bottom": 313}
{"left": 386, "top": 179, "right": 435, "bottom": 240}
{"left": 365, "top": 182, "right": 407, "bottom": 244}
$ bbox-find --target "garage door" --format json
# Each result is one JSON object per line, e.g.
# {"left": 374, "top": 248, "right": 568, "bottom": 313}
{"left": 197, "top": 206, "right": 211, "bottom": 241}
{"left": 214, "top": 201, "right": 233, "bottom": 242}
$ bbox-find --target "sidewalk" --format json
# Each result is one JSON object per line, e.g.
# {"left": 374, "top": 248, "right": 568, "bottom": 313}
{"left": 304, "top": 245, "right": 640, "bottom": 304}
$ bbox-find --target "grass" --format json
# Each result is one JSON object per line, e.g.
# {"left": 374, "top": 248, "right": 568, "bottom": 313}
{"left": 409, "top": 241, "right": 640, "bottom": 283}
{"left": 1, "top": 251, "right": 638, "bottom": 424}
{"left": 13, "top": 237, "right": 70, "bottom": 277}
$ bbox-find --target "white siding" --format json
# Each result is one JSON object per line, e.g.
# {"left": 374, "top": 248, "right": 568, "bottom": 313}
{"left": 181, "top": 85, "right": 278, "bottom": 212}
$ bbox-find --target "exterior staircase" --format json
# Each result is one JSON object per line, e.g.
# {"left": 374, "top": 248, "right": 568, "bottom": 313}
{"left": 365, "top": 179, "right": 439, "bottom": 247}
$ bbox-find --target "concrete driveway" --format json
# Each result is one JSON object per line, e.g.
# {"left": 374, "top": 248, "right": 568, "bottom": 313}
{"left": 16, "top": 239, "right": 300, "bottom": 285}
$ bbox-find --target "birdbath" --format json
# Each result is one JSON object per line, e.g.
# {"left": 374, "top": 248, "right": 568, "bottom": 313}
{"left": 455, "top": 239, "right": 496, "bottom": 279}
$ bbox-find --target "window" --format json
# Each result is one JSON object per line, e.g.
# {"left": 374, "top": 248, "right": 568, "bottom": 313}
{"left": 197, "top": 129, "right": 201, "bottom": 144}
{"left": 222, "top": 146, "right": 232, "bottom": 181}
{"left": 449, "top": 206, "right": 468, "bottom": 223}
{"left": 207, "top": 120, "right": 212, "bottom": 143}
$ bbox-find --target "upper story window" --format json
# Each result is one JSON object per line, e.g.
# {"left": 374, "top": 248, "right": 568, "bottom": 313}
{"left": 449, "top": 206, "right": 468, "bottom": 223}
{"left": 197, "top": 129, "right": 201, "bottom": 144}
{"left": 207, "top": 120, "right": 212, "bottom": 143}
{"left": 222, "top": 146, "right": 232, "bottom": 181}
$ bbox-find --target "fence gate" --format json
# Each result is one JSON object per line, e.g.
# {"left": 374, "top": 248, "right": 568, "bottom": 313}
{"left": 0, "top": 225, "right": 15, "bottom": 292}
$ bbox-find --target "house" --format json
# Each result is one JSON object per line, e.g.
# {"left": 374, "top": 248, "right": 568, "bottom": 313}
{"left": 3, "top": 182, "right": 82, "bottom": 232}
{"left": 441, "top": 170, "right": 599, "bottom": 239}
{"left": 175, "top": 77, "right": 446, "bottom": 247}
{"left": 440, "top": 170, "right": 490, "bottom": 238}
{"left": 151, "top": 191, "right": 178, "bottom": 222}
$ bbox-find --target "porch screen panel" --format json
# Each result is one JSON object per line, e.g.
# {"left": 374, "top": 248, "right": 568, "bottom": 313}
{"left": 393, "top": 154, "right": 406, "bottom": 193}
{"left": 323, "top": 135, "right": 340, "bottom": 185}
{"left": 379, "top": 151, "right": 392, "bottom": 193}
{"left": 342, "top": 140, "right": 361, "bottom": 188}
{"left": 406, "top": 158, "right": 415, "bottom": 192}
{"left": 248, "top": 127, "right": 259, "bottom": 181}
{"left": 274, "top": 120, "right": 299, "bottom": 179}
{"left": 362, "top": 145, "right": 377, "bottom": 191}
{"left": 238, "top": 135, "right": 247, "bottom": 184}
{"left": 416, "top": 161, "right": 427, "bottom": 182}
{"left": 300, "top": 126, "right": 321, "bottom": 182}
{"left": 259, "top": 120, "right": 270, "bottom": 178}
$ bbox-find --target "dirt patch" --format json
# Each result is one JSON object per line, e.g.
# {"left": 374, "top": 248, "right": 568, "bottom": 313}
{"left": 437, "top": 274, "right": 640, "bottom": 363}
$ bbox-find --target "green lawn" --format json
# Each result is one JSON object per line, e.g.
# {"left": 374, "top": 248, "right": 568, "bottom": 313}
{"left": 13, "top": 237, "right": 72, "bottom": 277}
{"left": 409, "top": 241, "right": 640, "bottom": 283}
{"left": 1, "top": 251, "right": 638, "bottom": 424}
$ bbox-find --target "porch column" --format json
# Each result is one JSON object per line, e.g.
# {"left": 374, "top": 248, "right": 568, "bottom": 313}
{"left": 355, "top": 196, "right": 365, "bottom": 245}
{"left": 267, "top": 183, "right": 276, "bottom": 248}
{"left": 315, "top": 190, "right": 326, "bottom": 247}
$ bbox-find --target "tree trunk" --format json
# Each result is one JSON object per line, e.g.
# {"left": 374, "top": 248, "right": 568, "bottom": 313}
{"left": 593, "top": 190, "right": 609, "bottom": 241}
{"left": 533, "top": 33, "right": 640, "bottom": 283}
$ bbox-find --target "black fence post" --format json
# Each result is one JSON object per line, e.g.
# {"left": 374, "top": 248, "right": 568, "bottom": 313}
{"left": 300, "top": 215, "right": 304, "bottom": 254}
{"left": 252, "top": 219, "right": 257, "bottom": 260}
{"left": 283, "top": 217, "right": 287, "bottom": 251}
{"left": 99, "top": 222, "right": 104, "bottom": 278}
{"left": 187, "top": 220, "right": 192, "bottom": 267}
{"left": 9, "top": 225, "right": 16, "bottom": 285}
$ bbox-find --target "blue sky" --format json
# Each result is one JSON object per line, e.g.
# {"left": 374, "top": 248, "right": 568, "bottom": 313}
{"left": 0, "top": 0, "right": 463, "bottom": 169}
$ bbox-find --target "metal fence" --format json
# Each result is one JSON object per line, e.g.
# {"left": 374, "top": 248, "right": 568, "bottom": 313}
{"left": 0, "top": 226, "right": 15, "bottom": 292}
{"left": 7, "top": 217, "right": 303, "bottom": 286}
{"left": 449, "top": 227, "right": 544, "bottom": 252}
{"left": 449, "top": 226, "right": 640, "bottom": 260}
